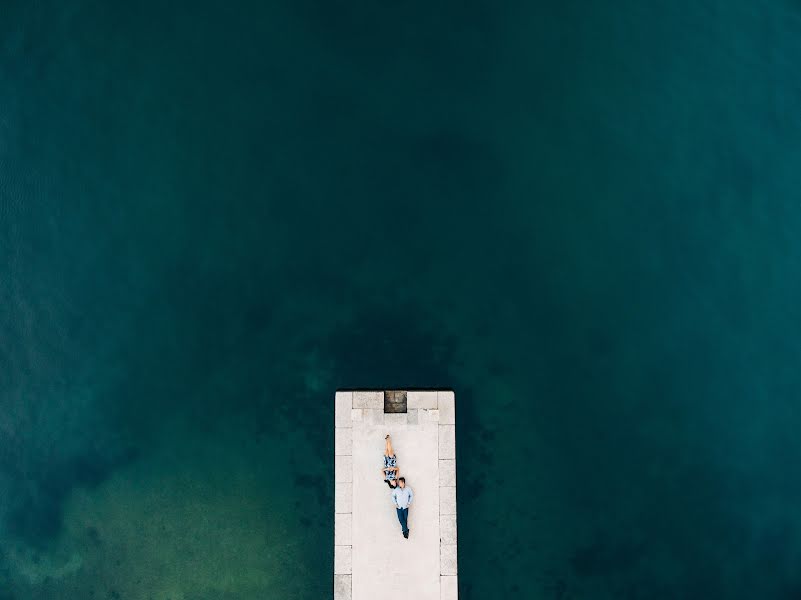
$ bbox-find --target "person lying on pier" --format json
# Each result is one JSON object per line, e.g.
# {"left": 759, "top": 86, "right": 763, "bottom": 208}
{"left": 381, "top": 434, "right": 400, "bottom": 488}
{"left": 392, "top": 477, "right": 413, "bottom": 539}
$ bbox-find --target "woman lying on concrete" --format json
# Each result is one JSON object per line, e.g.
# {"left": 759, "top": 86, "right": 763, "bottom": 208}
{"left": 381, "top": 434, "right": 400, "bottom": 488}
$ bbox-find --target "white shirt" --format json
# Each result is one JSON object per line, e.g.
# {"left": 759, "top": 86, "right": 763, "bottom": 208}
{"left": 391, "top": 486, "right": 414, "bottom": 509}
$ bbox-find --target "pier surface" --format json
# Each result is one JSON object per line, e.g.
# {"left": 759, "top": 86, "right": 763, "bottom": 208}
{"left": 334, "top": 390, "right": 458, "bottom": 600}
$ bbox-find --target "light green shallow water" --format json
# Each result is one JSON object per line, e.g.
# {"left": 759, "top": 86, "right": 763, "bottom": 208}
{"left": 2, "top": 1, "right": 801, "bottom": 598}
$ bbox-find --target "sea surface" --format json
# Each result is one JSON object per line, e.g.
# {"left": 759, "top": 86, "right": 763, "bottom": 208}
{"left": 2, "top": 2, "right": 801, "bottom": 598}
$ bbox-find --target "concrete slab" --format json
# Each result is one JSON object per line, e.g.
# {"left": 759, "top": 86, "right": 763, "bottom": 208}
{"left": 353, "top": 391, "right": 383, "bottom": 409}
{"left": 364, "top": 409, "right": 384, "bottom": 426}
{"left": 336, "top": 392, "right": 354, "bottom": 427}
{"left": 441, "top": 575, "right": 458, "bottom": 600}
{"left": 419, "top": 409, "right": 439, "bottom": 423}
{"left": 335, "top": 455, "right": 353, "bottom": 483}
{"left": 335, "top": 545, "right": 352, "bottom": 574}
{"left": 335, "top": 393, "right": 354, "bottom": 599}
{"left": 439, "top": 460, "right": 456, "bottom": 486}
{"left": 408, "top": 391, "right": 438, "bottom": 409}
{"left": 335, "top": 482, "right": 352, "bottom": 513}
{"left": 439, "top": 487, "right": 456, "bottom": 515}
{"left": 335, "top": 427, "right": 353, "bottom": 455}
{"left": 335, "top": 513, "right": 353, "bottom": 546}
{"left": 334, "top": 575, "right": 352, "bottom": 600}
{"left": 334, "top": 390, "right": 457, "bottom": 599}
{"left": 438, "top": 426, "right": 455, "bottom": 459}
{"left": 438, "top": 391, "right": 455, "bottom": 425}
{"left": 385, "top": 413, "right": 408, "bottom": 428}
{"left": 440, "top": 544, "right": 457, "bottom": 575}
{"left": 440, "top": 514, "right": 457, "bottom": 545}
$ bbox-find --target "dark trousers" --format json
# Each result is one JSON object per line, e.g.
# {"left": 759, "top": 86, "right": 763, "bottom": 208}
{"left": 396, "top": 508, "right": 409, "bottom": 534}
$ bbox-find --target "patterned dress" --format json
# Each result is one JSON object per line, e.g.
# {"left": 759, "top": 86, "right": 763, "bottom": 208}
{"left": 383, "top": 454, "right": 397, "bottom": 480}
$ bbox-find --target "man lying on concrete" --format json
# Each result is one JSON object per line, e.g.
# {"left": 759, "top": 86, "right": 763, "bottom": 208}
{"left": 391, "top": 477, "right": 414, "bottom": 539}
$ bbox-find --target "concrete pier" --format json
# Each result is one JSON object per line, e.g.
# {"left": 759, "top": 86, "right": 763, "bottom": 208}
{"left": 334, "top": 390, "right": 458, "bottom": 600}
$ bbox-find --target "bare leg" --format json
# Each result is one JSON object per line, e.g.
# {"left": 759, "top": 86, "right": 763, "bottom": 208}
{"left": 385, "top": 436, "right": 395, "bottom": 457}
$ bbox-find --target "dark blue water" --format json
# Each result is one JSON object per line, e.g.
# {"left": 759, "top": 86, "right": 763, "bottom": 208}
{"left": 2, "top": 1, "right": 801, "bottom": 598}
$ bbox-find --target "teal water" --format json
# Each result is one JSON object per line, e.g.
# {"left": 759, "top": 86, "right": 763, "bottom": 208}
{"left": 2, "top": 1, "right": 801, "bottom": 598}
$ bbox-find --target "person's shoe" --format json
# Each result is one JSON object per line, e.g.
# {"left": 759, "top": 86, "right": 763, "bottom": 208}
{"left": 403, "top": 530, "right": 409, "bottom": 539}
